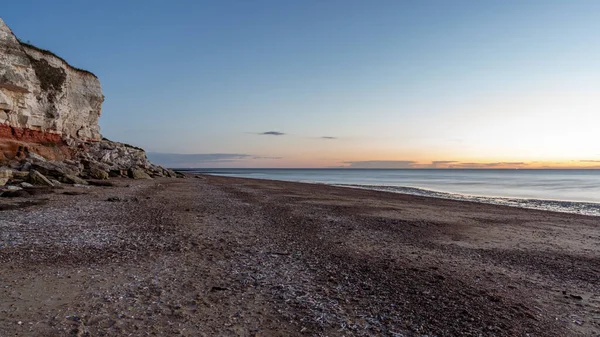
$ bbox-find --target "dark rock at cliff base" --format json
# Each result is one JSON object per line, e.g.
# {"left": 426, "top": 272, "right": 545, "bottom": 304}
{"left": 59, "top": 174, "right": 89, "bottom": 185}
{"left": 31, "top": 161, "right": 80, "bottom": 179}
{"left": 89, "top": 167, "right": 109, "bottom": 180}
{"left": 128, "top": 167, "right": 152, "bottom": 179}
{"left": 28, "top": 170, "right": 54, "bottom": 186}
{"left": 1, "top": 189, "right": 30, "bottom": 198}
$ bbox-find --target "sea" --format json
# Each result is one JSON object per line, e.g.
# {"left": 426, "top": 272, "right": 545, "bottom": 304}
{"left": 186, "top": 169, "right": 600, "bottom": 217}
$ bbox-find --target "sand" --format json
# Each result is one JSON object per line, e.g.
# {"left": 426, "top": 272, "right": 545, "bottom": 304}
{"left": 0, "top": 175, "right": 599, "bottom": 336}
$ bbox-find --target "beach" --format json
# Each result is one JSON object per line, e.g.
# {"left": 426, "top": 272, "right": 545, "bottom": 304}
{"left": 1, "top": 174, "right": 599, "bottom": 336}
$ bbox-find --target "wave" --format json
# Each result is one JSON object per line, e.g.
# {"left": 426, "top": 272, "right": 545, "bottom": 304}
{"left": 334, "top": 184, "right": 600, "bottom": 217}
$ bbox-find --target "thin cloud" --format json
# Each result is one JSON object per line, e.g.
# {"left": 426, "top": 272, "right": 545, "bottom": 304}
{"left": 343, "top": 160, "right": 417, "bottom": 169}
{"left": 451, "top": 162, "right": 527, "bottom": 168}
{"left": 147, "top": 153, "right": 252, "bottom": 166}
{"left": 427, "top": 160, "right": 458, "bottom": 168}
{"left": 321, "top": 136, "right": 337, "bottom": 139}
{"left": 260, "top": 131, "right": 285, "bottom": 136}
{"left": 252, "top": 156, "right": 282, "bottom": 160}
{"left": 580, "top": 160, "right": 600, "bottom": 163}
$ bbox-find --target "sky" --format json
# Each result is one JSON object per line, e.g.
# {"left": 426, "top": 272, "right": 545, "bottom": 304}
{"left": 2, "top": 0, "right": 600, "bottom": 168}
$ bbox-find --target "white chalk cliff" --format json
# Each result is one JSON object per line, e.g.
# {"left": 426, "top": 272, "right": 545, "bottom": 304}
{"left": 0, "top": 17, "right": 103, "bottom": 140}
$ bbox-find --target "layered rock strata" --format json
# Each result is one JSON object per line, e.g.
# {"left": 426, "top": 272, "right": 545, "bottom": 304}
{"left": 0, "top": 18, "right": 176, "bottom": 190}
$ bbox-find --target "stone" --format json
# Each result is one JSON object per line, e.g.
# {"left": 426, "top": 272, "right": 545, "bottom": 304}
{"left": 50, "top": 179, "right": 62, "bottom": 186}
{"left": 12, "top": 171, "right": 29, "bottom": 179}
{"left": 0, "top": 168, "right": 12, "bottom": 185}
{"left": 5, "top": 185, "right": 21, "bottom": 191}
{"left": 1, "top": 189, "right": 30, "bottom": 198}
{"left": 73, "top": 183, "right": 90, "bottom": 188}
{"left": 89, "top": 167, "right": 109, "bottom": 180}
{"left": 59, "top": 174, "right": 88, "bottom": 185}
{"left": 31, "top": 161, "right": 79, "bottom": 178}
{"left": 26, "top": 152, "right": 47, "bottom": 162}
{"left": 20, "top": 182, "right": 33, "bottom": 188}
{"left": 20, "top": 161, "right": 32, "bottom": 171}
{"left": 128, "top": 167, "right": 152, "bottom": 179}
{"left": 0, "top": 168, "right": 12, "bottom": 177}
{"left": 28, "top": 170, "right": 54, "bottom": 186}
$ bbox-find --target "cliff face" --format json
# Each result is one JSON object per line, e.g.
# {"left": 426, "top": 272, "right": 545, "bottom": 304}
{"left": 0, "top": 18, "right": 103, "bottom": 143}
{"left": 0, "top": 18, "right": 176, "bottom": 183}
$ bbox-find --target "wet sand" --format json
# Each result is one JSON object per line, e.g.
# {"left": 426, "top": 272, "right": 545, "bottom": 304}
{"left": 0, "top": 175, "right": 599, "bottom": 336}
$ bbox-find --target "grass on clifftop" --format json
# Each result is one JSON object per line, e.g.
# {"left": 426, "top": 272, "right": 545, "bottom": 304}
{"left": 18, "top": 39, "right": 97, "bottom": 78}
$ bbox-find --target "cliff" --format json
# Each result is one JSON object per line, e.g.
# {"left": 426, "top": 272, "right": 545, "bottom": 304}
{"left": 0, "top": 18, "right": 103, "bottom": 142}
{"left": 0, "top": 18, "right": 178, "bottom": 185}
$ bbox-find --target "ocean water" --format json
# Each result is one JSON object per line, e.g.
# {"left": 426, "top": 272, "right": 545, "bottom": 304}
{"left": 188, "top": 169, "right": 600, "bottom": 216}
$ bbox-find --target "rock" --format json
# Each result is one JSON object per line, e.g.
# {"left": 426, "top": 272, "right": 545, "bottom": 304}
{"left": 27, "top": 170, "right": 54, "bottom": 186}
{"left": 128, "top": 167, "right": 152, "bottom": 179}
{"left": 1, "top": 189, "right": 30, "bottom": 198}
{"left": 12, "top": 171, "right": 29, "bottom": 179}
{"left": 89, "top": 167, "right": 109, "bottom": 180}
{"left": 26, "top": 152, "right": 47, "bottom": 162}
{"left": 50, "top": 179, "right": 62, "bottom": 186}
{"left": 20, "top": 161, "right": 32, "bottom": 171}
{"left": 0, "top": 168, "right": 12, "bottom": 185}
{"left": 59, "top": 174, "right": 88, "bottom": 185}
{"left": 31, "top": 161, "right": 79, "bottom": 178}
{"left": 5, "top": 185, "right": 21, "bottom": 191}
{"left": 20, "top": 182, "right": 33, "bottom": 188}
{"left": 87, "top": 180, "right": 113, "bottom": 187}
{"left": 109, "top": 170, "right": 123, "bottom": 177}
{"left": 73, "top": 184, "right": 91, "bottom": 188}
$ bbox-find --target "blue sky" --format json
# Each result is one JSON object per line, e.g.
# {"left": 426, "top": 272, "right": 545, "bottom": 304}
{"left": 3, "top": 1, "right": 600, "bottom": 168}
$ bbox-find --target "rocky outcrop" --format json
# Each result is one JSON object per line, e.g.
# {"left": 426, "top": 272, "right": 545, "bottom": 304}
{"left": 0, "top": 18, "right": 179, "bottom": 191}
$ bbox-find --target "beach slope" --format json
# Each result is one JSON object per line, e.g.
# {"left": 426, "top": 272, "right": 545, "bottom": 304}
{"left": 1, "top": 175, "right": 599, "bottom": 336}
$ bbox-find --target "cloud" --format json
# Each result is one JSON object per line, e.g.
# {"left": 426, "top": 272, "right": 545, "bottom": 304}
{"left": 450, "top": 162, "right": 527, "bottom": 168}
{"left": 259, "top": 131, "right": 285, "bottom": 136}
{"left": 343, "top": 160, "right": 417, "bottom": 169}
{"left": 426, "top": 160, "right": 458, "bottom": 168}
{"left": 146, "top": 153, "right": 283, "bottom": 167}
{"left": 342, "top": 160, "right": 536, "bottom": 169}
{"left": 321, "top": 136, "right": 337, "bottom": 139}
{"left": 580, "top": 160, "right": 600, "bottom": 163}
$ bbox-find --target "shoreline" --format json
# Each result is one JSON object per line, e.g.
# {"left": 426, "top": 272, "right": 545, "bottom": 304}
{"left": 202, "top": 173, "right": 600, "bottom": 217}
{"left": 1, "top": 174, "right": 599, "bottom": 335}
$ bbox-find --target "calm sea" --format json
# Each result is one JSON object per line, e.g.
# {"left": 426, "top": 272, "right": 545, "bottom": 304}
{"left": 187, "top": 169, "right": 600, "bottom": 216}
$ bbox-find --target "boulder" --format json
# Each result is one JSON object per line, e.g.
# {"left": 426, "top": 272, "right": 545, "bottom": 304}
{"left": 26, "top": 152, "right": 47, "bottom": 162}
{"left": 28, "top": 170, "right": 54, "bottom": 186}
{"left": 20, "top": 182, "right": 34, "bottom": 188}
{"left": 12, "top": 171, "right": 29, "bottom": 179}
{"left": 128, "top": 167, "right": 152, "bottom": 179}
{"left": 0, "top": 168, "right": 12, "bottom": 185}
{"left": 89, "top": 168, "right": 109, "bottom": 180}
{"left": 59, "top": 175, "right": 89, "bottom": 185}
{"left": 31, "top": 161, "right": 79, "bottom": 178}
